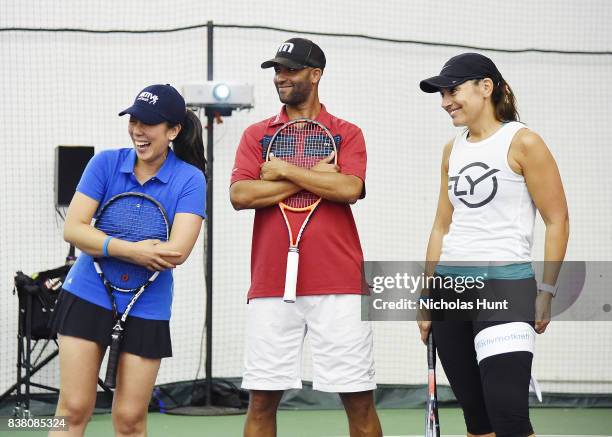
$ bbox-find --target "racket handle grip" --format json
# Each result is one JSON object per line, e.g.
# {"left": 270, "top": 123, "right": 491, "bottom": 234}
{"left": 283, "top": 250, "right": 299, "bottom": 303}
{"left": 104, "top": 332, "right": 122, "bottom": 388}
{"left": 427, "top": 331, "right": 436, "bottom": 368}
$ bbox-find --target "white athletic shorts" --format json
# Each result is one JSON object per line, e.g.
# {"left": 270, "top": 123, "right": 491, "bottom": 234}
{"left": 241, "top": 294, "right": 376, "bottom": 393}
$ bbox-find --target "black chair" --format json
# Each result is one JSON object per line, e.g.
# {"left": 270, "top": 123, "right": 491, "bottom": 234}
{"left": 0, "top": 264, "right": 111, "bottom": 417}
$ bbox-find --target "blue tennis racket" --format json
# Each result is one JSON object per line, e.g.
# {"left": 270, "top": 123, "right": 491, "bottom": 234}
{"left": 93, "top": 192, "right": 170, "bottom": 388}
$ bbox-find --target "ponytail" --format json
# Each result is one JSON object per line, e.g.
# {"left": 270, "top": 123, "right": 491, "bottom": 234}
{"left": 473, "top": 78, "right": 519, "bottom": 122}
{"left": 170, "top": 110, "right": 207, "bottom": 177}
{"left": 491, "top": 79, "right": 519, "bottom": 122}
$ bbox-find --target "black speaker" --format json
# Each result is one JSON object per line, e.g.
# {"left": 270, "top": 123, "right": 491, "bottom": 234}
{"left": 55, "top": 145, "right": 95, "bottom": 207}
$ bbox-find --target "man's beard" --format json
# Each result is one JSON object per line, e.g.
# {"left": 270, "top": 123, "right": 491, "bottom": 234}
{"left": 277, "top": 81, "right": 312, "bottom": 105}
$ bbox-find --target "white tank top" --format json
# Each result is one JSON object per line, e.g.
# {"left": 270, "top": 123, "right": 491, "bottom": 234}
{"left": 439, "top": 121, "right": 536, "bottom": 263}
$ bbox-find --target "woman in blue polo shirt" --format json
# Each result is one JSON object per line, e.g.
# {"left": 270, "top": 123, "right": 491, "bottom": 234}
{"left": 49, "top": 84, "right": 206, "bottom": 437}
{"left": 417, "top": 54, "right": 569, "bottom": 437}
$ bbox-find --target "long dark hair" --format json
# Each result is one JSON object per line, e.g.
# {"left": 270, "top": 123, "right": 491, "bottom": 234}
{"left": 475, "top": 78, "right": 520, "bottom": 122}
{"left": 169, "top": 110, "right": 207, "bottom": 177}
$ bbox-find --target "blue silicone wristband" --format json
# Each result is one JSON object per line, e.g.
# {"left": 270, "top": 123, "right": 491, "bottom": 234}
{"left": 102, "top": 236, "right": 113, "bottom": 257}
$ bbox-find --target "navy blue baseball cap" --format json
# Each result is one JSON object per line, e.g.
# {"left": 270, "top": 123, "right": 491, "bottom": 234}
{"left": 420, "top": 53, "right": 503, "bottom": 93}
{"left": 119, "top": 84, "right": 186, "bottom": 125}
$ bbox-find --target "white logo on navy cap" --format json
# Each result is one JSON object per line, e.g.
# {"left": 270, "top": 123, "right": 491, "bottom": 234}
{"left": 277, "top": 42, "right": 294, "bottom": 54}
{"left": 137, "top": 91, "right": 159, "bottom": 105}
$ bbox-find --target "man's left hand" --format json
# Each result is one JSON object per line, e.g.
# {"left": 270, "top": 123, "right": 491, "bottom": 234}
{"left": 260, "top": 154, "right": 291, "bottom": 181}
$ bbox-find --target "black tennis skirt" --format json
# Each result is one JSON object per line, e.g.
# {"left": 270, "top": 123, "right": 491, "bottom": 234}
{"left": 49, "top": 289, "right": 172, "bottom": 358}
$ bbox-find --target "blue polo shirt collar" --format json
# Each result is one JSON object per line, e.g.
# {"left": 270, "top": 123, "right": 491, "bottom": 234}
{"left": 119, "top": 148, "right": 176, "bottom": 183}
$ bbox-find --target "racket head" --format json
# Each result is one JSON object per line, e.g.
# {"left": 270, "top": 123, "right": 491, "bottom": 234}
{"left": 94, "top": 192, "right": 169, "bottom": 292}
{"left": 266, "top": 118, "right": 337, "bottom": 211}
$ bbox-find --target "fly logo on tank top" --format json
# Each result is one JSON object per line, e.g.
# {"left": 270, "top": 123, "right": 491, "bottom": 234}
{"left": 448, "top": 161, "right": 500, "bottom": 208}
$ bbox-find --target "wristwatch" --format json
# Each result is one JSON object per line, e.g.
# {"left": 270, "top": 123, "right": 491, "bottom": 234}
{"left": 538, "top": 283, "right": 558, "bottom": 297}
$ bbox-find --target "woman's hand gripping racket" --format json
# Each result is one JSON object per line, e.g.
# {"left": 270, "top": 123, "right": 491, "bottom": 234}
{"left": 265, "top": 119, "right": 337, "bottom": 303}
{"left": 93, "top": 192, "right": 170, "bottom": 388}
{"left": 425, "top": 331, "right": 440, "bottom": 437}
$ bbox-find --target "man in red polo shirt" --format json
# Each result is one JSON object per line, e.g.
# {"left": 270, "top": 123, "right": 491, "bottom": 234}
{"left": 230, "top": 38, "right": 381, "bottom": 437}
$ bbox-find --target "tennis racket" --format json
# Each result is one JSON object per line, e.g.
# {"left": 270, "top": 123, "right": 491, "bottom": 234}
{"left": 93, "top": 192, "right": 170, "bottom": 388}
{"left": 425, "top": 330, "right": 440, "bottom": 437}
{"left": 265, "top": 119, "right": 337, "bottom": 303}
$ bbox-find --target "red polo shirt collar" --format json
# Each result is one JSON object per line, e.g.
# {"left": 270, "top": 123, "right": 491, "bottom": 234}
{"left": 268, "top": 104, "right": 332, "bottom": 128}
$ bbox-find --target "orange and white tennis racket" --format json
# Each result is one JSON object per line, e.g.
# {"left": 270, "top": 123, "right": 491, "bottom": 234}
{"left": 265, "top": 119, "right": 337, "bottom": 303}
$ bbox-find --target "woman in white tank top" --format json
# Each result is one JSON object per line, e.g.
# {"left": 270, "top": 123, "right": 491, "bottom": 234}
{"left": 417, "top": 53, "right": 569, "bottom": 437}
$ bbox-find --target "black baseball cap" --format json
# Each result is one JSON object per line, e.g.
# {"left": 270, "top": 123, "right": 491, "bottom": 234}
{"left": 419, "top": 53, "right": 503, "bottom": 93}
{"left": 261, "top": 38, "right": 326, "bottom": 70}
{"left": 119, "top": 84, "right": 186, "bottom": 125}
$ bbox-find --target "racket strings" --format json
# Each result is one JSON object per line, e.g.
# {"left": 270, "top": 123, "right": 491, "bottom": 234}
{"left": 269, "top": 123, "right": 335, "bottom": 209}
{"left": 95, "top": 195, "right": 169, "bottom": 291}
{"left": 96, "top": 198, "right": 167, "bottom": 242}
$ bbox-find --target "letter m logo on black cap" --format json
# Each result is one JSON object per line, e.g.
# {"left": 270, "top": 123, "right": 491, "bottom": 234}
{"left": 278, "top": 42, "right": 294, "bottom": 54}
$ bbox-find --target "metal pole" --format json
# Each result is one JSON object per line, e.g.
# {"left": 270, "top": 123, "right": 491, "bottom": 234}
{"left": 205, "top": 19, "right": 214, "bottom": 408}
